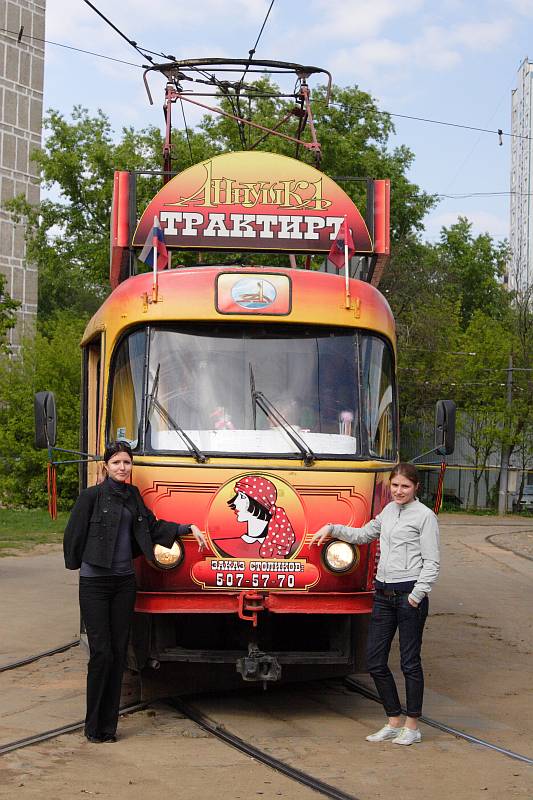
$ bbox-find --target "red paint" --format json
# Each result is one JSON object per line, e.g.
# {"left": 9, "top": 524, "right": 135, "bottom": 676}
{"left": 135, "top": 590, "right": 374, "bottom": 615}
{"left": 373, "top": 179, "right": 390, "bottom": 255}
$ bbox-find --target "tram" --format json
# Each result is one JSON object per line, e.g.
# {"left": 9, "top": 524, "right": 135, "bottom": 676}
{"left": 35, "top": 60, "right": 454, "bottom": 693}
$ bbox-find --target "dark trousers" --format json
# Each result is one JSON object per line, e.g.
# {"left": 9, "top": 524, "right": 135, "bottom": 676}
{"left": 79, "top": 574, "right": 136, "bottom": 738}
{"left": 366, "top": 591, "right": 429, "bottom": 718}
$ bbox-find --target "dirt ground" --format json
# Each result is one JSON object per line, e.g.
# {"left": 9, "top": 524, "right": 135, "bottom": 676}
{"left": 0, "top": 514, "right": 531, "bottom": 800}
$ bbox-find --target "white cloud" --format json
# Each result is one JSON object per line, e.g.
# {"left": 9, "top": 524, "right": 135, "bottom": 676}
{"left": 308, "top": 0, "right": 424, "bottom": 41}
{"left": 506, "top": 0, "right": 533, "bottom": 14}
{"left": 452, "top": 19, "right": 514, "bottom": 51}
{"left": 322, "top": 15, "right": 514, "bottom": 86}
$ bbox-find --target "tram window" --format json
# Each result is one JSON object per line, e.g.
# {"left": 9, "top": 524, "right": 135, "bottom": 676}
{"left": 130, "top": 324, "right": 362, "bottom": 458}
{"left": 360, "top": 336, "right": 396, "bottom": 459}
{"left": 108, "top": 330, "right": 145, "bottom": 448}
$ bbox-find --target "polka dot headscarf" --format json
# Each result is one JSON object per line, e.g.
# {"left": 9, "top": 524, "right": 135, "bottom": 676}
{"left": 234, "top": 476, "right": 296, "bottom": 558}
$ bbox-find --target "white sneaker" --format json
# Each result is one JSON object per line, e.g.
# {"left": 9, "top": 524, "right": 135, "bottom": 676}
{"left": 392, "top": 727, "right": 422, "bottom": 745}
{"left": 365, "top": 724, "right": 403, "bottom": 742}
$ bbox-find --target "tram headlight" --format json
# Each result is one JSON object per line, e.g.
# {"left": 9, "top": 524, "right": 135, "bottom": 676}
{"left": 153, "top": 540, "right": 184, "bottom": 570}
{"left": 323, "top": 540, "right": 358, "bottom": 573}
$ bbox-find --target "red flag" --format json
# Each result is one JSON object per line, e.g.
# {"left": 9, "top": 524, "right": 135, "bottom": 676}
{"left": 328, "top": 219, "right": 355, "bottom": 270}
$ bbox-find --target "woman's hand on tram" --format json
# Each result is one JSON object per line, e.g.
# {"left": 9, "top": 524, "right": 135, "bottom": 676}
{"left": 310, "top": 524, "right": 333, "bottom": 546}
{"left": 190, "top": 524, "right": 208, "bottom": 551}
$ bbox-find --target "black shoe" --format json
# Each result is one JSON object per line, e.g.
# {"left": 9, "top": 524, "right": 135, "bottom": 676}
{"left": 101, "top": 733, "right": 117, "bottom": 742}
{"left": 85, "top": 733, "right": 103, "bottom": 743}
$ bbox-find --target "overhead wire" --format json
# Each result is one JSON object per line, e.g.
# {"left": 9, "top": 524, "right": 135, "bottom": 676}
{"left": 80, "top": 0, "right": 155, "bottom": 63}
{"left": 5, "top": 20, "right": 528, "bottom": 147}
{"left": 239, "top": 0, "right": 276, "bottom": 85}
{"left": 0, "top": 26, "right": 145, "bottom": 68}
{"left": 329, "top": 101, "right": 530, "bottom": 142}
{"left": 233, "top": 1, "right": 277, "bottom": 148}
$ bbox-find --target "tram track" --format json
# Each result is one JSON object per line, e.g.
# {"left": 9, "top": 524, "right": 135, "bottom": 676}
{"left": 0, "top": 702, "right": 149, "bottom": 756}
{"left": 344, "top": 677, "right": 533, "bottom": 765}
{"left": 1, "top": 642, "right": 532, "bottom": 783}
{"left": 166, "top": 696, "right": 362, "bottom": 800}
{"left": 0, "top": 639, "right": 80, "bottom": 673}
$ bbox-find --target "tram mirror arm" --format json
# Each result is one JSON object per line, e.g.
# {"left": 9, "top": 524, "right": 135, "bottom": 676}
{"left": 410, "top": 400, "right": 457, "bottom": 462}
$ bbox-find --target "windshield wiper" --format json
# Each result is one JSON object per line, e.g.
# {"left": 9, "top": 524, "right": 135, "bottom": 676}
{"left": 249, "top": 363, "right": 316, "bottom": 467}
{"left": 146, "top": 364, "right": 207, "bottom": 463}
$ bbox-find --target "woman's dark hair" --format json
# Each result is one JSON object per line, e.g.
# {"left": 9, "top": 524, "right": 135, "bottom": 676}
{"left": 227, "top": 492, "right": 272, "bottom": 522}
{"left": 103, "top": 440, "right": 133, "bottom": 464}
{"left": 389, "top": 462, "right": 420, "bottom": 486}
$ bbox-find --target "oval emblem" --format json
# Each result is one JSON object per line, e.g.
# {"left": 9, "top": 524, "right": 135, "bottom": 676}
{"left": 231, "top": 278, "right": 277, "bottom": 309}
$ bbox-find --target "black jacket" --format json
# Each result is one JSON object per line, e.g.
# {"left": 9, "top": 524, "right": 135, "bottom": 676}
{"left": 63, "top": 479, "right": 190, "bottom": 570}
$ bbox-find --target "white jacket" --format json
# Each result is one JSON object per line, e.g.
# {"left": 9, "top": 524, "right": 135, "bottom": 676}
{"left": 330, "top": 498, "right": 440, "bottom": 604}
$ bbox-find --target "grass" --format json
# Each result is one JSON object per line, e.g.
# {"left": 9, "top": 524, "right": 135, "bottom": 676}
{"left": 0, "top": 508, "right": 68, "bottom": 555}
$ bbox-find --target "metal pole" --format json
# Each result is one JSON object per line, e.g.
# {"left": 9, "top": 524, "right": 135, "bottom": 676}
{"left": 498, "top": 354, "right": 513, "bottom": 514}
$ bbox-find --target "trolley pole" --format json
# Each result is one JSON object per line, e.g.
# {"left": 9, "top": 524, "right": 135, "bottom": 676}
{"left": 498, "top": 355, "right": 513, "bottom": 515}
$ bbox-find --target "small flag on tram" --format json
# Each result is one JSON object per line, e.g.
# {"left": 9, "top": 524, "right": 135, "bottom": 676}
{"left": 328, "top": 218, "right": 355, "bottom": 270}
{"left": 139, "top": 216, "right": 169, "bottom": 270}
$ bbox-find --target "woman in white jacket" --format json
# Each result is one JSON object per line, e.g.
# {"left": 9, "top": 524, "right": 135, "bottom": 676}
{"left": 311, "top": 463, "right": 439, "bottom": 746}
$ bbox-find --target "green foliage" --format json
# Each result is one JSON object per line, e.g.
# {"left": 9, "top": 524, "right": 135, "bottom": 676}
{"left": 0, "top": 273, "right": 20, "bottom": 352}
{"left": 0, "top": 310, "right": 85, "bottom": 508}
{"left": 1, "top": 87, "right": 530, "bottom": 511}
{"left": 5, "top": 107, "right": 167, "bottom": 321}
{"left": 431, "top": 217, "right": 510, "bottom": 328}
{"left": 196, "top": 80, "right": 436, "bottom": 241}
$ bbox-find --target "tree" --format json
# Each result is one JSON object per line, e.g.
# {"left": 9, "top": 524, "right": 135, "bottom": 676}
{"left": 5, "top": 108, "right": 174, "bottom": 321}
{"left": 0, "top": 273, "right": 20, "bottom": 352}
{"left": 5, "top": 85, "right": 437, "bottom": 318}
{"left": 0, "top": 310, "right": 85, "bottom": 508}
{"left": 198, "top": 80, "right": 436, "bottom": 242}
{"left": 431, "top": 217, "right": 510, "bottom": 329}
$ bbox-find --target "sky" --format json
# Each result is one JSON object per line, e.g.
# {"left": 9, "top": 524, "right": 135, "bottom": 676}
{"left": 40, "top": 0, "right": 533, "bottom": 244}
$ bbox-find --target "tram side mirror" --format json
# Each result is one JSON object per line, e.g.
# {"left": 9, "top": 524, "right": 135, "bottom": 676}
{"left": 435, "top": 399, "right": 456, "bottom": 456}
{"left": 34, "top": 391, "right": 57, "bottom": 449}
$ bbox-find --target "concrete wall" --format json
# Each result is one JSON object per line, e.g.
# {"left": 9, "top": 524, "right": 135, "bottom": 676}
{"left": 0, "top": 0, "right": 45, "bottom": 350}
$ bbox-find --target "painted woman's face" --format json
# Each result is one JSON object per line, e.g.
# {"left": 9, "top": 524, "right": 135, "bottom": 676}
{"left": 106, "top": 452, "right": 133, "bottom": 483}
{"left": 390, "top": 475, "right": 418, "bottom": 505}
{"left": 233, "top": 491, "right": 251, "bottom": 521}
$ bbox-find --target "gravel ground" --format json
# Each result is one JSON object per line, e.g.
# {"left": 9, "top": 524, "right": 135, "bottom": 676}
{"left": 487, "top": 530, "right": 533, "bottom": 560}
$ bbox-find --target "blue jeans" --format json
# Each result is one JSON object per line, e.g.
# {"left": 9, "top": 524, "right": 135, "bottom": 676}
{"left": 366, "top": 591, "right": 429, "bottom": 718}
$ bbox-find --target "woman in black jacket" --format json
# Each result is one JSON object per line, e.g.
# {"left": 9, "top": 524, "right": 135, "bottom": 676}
{"left": 64, "top": 440, "right": 205, "bottom": 743}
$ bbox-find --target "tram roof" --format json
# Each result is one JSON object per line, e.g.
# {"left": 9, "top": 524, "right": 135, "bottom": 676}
{"left": 81, "top": 266, "right": 395, "bottom": 349}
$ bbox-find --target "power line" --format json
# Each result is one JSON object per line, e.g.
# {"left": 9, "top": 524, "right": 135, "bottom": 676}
{"left": 329, "top": 101, "right": 529, "bottom": 142}
{"left": 1, "top": 26, "right": 144, "bottom": 68}
{"left": 4, "top": 21, "right": 528, "bottom": 148}
{"left": 240, "top": 0, "right": 276, "bottom": 84}
{"left": 435, "top": 191, "right": 531, "bottom": 199}
{"left": 388, "top": 110, "right": 518, "bottom": 140}
{"left": 81, "top": 0, "right": 154, "bottom": 64}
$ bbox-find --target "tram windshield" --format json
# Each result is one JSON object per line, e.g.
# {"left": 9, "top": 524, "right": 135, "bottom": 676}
{"left": 108, "top": 324, "right": 396, "bottom": 459}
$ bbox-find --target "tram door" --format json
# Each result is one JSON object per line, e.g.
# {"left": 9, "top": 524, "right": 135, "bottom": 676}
{"left": 81, "top": 333, "right": 104, "bottom": 489}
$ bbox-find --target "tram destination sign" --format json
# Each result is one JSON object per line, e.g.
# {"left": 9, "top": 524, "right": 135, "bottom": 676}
{"left": 132, "top": 151, "right": 378, "bottom": 255}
